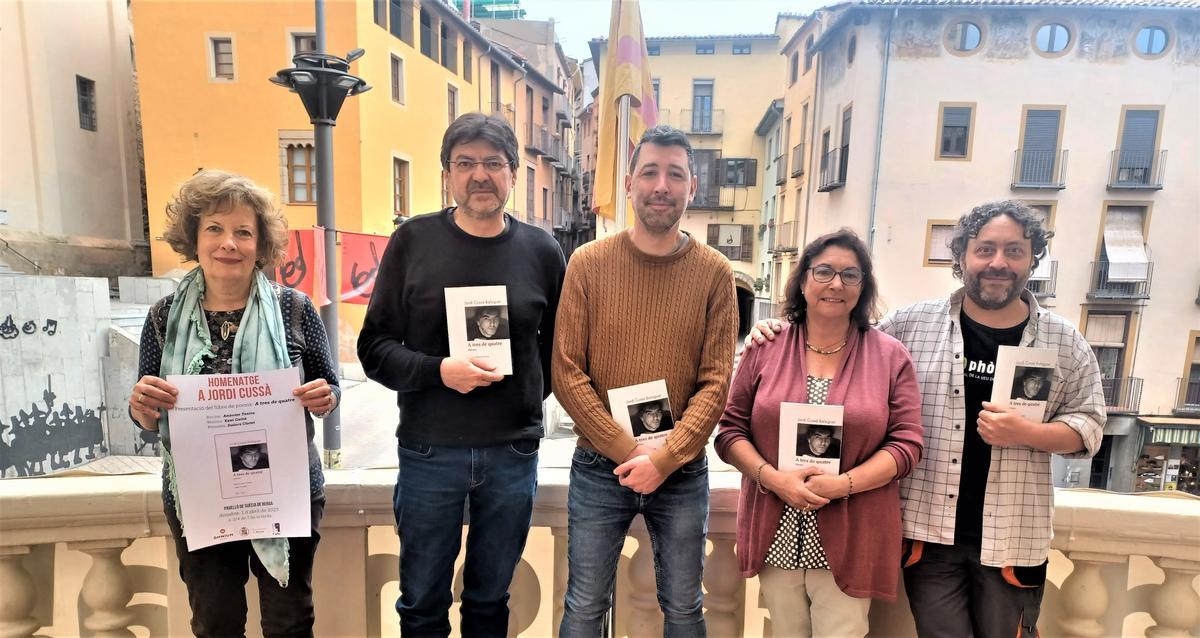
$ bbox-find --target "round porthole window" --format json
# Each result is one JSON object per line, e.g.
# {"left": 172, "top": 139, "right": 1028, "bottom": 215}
{"left": 1035, "top": 23, "right": 1071, "bottom": 55}
{"left": 948, "top": 21, "right": 982, "bottom": 52}
{"left": 1135, "top": 25, "right": 1169, "bottom": 57}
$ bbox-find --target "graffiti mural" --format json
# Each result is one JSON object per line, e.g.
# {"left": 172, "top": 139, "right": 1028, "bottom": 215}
{"left": 1, "top": 377, "right": 107, "bottom": 477}
{"left": 0, "top": 314, "right": 61, "bottom": 340}
{"left": 0, "top": 275, "right": 112, "bottom": 476}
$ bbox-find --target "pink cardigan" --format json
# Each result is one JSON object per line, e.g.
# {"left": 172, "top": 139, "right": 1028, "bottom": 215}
{"left": 714, "top": 324, "right": 923, "bottom": 601}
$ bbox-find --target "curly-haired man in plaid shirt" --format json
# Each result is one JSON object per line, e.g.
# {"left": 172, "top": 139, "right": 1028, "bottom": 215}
{"left": 750, "top": 200, "right": 1106, "bottom": 637}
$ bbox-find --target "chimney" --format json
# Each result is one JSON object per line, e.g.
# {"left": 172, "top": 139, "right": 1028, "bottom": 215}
{"left": 462, "top": 0, "right": 471, "bottom": 21}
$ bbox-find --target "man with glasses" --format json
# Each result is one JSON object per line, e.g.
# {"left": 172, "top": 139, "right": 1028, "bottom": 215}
{"left": 359, "top": 112, "right": 566, "bottom": 636}
{"left": 749, "top": 201, "right": 1104, "bottom": 638}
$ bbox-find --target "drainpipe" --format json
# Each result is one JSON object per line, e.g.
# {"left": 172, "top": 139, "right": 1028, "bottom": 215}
{"left": 866, "top": 7, "right": 898, "bottom": 252}
{"left": 512, "top": 63, "right": 529, "bottom": 217}
{"left": 801, "top": 11, "right": 829, "bottom": 249}
{"left": 476, "top": 40, "right": 493, "bottom": 112}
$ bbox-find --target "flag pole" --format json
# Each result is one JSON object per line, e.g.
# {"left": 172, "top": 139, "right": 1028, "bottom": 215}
{"left": 616, "top": 94, "right": 631, "bottom": 230}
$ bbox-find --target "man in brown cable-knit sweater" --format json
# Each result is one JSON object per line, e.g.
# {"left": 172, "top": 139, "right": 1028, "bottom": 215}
{"left": 552, "top": 125, "right": 737, "bottom": 636}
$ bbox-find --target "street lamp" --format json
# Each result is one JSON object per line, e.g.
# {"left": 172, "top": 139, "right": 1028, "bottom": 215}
{"left": 270, "top": 45, "right": 370, "bottom": 469}
{"left": 269, "top": 49, "right": 371, "bottom": 124}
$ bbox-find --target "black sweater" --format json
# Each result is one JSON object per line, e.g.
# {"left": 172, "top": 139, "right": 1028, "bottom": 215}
{"left": 357, "top": 209, "right": 565, "bottom": 446}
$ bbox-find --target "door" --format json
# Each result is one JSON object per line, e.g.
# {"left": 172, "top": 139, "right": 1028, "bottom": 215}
{"left": 692, "top": 81, "right": 713, "bottom": 132}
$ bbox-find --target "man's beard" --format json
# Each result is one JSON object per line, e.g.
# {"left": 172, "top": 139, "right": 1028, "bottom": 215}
{"left": 964, "top": 268, "right": 1028, "bottom": 310}
{"left": 458, "top": 183, "right": 506, "bottom": 219}
{"left": 635, "top": 197, "right": 684, "bottom": 233}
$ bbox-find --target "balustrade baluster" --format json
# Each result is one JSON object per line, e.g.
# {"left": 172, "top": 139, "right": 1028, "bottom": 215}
{"left": 703, "top": 534, "right": 743, "bottom": 637}
{"left": 0, "top": 546, "right": 40, "bottom": 638}
{"left": 626, "top": 532, "right": 663, "bottom": 638}
{"left": 1146, "top": 557, "right": 1200, "bottom": 638}
{"left": 552, "top": 526, "right": 567, "bottom": 637}
{"left": 69, "top": 539, "right": 135, "bottom": 638}
{"left": 1057, "top": 551, "right": 1123, "bottom": 637}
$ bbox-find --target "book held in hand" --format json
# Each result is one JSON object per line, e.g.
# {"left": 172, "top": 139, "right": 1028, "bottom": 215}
{"left": 990, "top": 345, "right": 1056, "bottom": 422}
{"left": 608, "top": 379, "right": 674, "bottom": 450}
{"left": 445, "top": 285, "right": 512, "bottom": 376}
{"left": 778, "top": 402, "right": 844, "bottom": 474}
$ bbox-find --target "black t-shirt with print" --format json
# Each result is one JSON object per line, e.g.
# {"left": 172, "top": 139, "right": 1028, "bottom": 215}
{"left": 955, "top": 310, "right": 1027, "bottom": 548}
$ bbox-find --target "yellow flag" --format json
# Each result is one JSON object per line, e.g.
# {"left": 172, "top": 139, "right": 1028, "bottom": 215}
{"left": 593, "top": 0, "right": 657, "bottom": 221}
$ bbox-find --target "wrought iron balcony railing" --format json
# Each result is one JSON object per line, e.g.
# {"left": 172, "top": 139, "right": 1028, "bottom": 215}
{"left": 1026, "top": 260, "right": 1057, "bottom": 298}
{"left": 1101, "top": 376, "right": 1143, "bottom": 413}
{"left": 791, "top": 143, "right": 805, "bottom": 178}
{"left": 770, "top": 220, "right": 798, "bottom": 254}
{"left": 525, "top": 124, "right": 546, "bottom": 156}
{"left": 491, "top": 102, "right": 515, "bottom": 128}
{"left": 1088, "top": 260, "right": 1152, "bottom": 301}
{"left": 1011, "top": 149, "right": 1068, "bottom": 189}
{"left": 818, "top": 148, "right": 846, "bottom": 192}
{"left": 690, "top": 185, "right": 735, "bottom": 210}
{"left": 1107, "top": 149, "right": 1166, "bottom": 190}
{"left": 1175, "top": 377, "right": 1200, "bottom": 414}
{"left": 680, "top": 109, "right": 723, "bottom": 135}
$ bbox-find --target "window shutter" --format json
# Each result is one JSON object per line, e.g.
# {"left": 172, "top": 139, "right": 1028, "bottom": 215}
{"left": 741, "top": 224, "right": 754, "bottom": 261}
{"left": 943, "top": 106, "right": 971, "bottom": 129}
{"left": 746, "top": 159, "right": 758, "bottom": 186}
{"left": 707, "top": 224, "right": 720, "bottom": 247}
{"left": 1085, "top": 314, "right": 1127, "bottom": 347}
{"left": 929, "top": 225, "right": 954, "bottom": 262}
{"left": 1120, "top": 110, "right": 1158, "bottom": 153}
{"left": 1022, "top": 109, "right": 1060, "bottom": 152}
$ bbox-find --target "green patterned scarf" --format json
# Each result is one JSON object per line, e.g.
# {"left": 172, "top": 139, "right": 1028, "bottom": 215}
{"left": 159, "top": 267, "right": 294, "bottom": 587}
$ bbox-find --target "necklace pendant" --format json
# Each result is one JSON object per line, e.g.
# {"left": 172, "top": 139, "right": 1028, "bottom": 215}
{"left": 220, "top": 320, "right": 237, "bottom": 340}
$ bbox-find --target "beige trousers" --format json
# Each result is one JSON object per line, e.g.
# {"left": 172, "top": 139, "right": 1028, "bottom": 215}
{"left": 759, "top": 565, "right": 871, "bottom": 638}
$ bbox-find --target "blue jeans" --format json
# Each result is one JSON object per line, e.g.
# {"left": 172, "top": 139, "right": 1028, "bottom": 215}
{"left": 559, "top": 447, "right": 709, "bottom": 638}
{"left": 393, "top": 439, "right": 539, "bottom": 637}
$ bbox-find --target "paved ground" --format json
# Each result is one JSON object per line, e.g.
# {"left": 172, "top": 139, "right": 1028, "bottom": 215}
{"left": 317, "top": 379, "right": 603, "bottom": 471}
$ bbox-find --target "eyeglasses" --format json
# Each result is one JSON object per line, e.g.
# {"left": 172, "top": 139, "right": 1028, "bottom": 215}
{"left": 808, "top": 264, "right": 864, "bottom": 286}
{"left": 449, "top": 159, "right": 511, "bottom": 173}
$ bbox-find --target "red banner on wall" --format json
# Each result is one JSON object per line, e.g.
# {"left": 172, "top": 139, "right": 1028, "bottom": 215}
{"left": 277, "top": 227, "right": 329, "bottom": 307}
{"left": 339, "top": 231, "right": 389, "bottom": 305}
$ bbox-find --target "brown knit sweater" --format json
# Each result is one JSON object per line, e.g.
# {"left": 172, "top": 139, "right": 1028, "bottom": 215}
{"left": 551, "top": 230, "right": 737, "bottom": 475}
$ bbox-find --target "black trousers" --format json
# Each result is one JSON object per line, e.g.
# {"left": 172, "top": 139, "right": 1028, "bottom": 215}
{"left": 165, "top": 497, "right": 325, "bottom": 638}
{"left": 903, "top": 541, "right": 1046, "bottom": 638}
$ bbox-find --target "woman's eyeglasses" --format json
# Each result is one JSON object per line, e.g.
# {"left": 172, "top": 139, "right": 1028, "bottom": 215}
{"left": 808, "top": 265, "right": 864, "bottom": 286}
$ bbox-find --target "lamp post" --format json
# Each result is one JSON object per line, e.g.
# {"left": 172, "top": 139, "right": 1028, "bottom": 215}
{"left": 269, "top": 1, "right": 369, "bottom": 469}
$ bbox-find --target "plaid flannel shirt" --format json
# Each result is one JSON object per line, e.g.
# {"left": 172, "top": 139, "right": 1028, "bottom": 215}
{"left": 878, "top": 289, "right": 1106, "bottom": 567}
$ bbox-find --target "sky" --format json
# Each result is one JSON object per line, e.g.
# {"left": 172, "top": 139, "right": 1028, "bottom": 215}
{"left": 514, "top": 0, "right": 827, "bottom": 62}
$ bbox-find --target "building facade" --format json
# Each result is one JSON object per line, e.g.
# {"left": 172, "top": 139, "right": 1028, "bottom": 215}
{"left": 773, "top": 0, "right": 1200, "bottom": 492}
{"left": 753, "top": 98, "right": 784, "bottom": 321}
{"left": 0, "top": 0, "right": 147, "bottom": 277}
{"left": 475, "top": 18, "right": 590, "bottom": 256}
{"left": 589, "top": 33, "right": 785, "bottom": 336}
{"left": 132, "top": 0, "right": 572, "bottom": 361}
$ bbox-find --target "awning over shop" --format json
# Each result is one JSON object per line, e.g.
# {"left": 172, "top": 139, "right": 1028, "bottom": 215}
{"left": 1139, "top": 416, "right": 1200, "bottom": 446}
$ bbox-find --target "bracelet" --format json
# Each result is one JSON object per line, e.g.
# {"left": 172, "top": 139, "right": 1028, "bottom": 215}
{"left": 842, "top": 471, "right": 854, "bottom": 501}
{"left": 754, "top": 461, "right": 770, "bottom": 495}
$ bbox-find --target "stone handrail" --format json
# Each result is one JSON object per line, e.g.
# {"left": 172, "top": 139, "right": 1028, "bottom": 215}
{"left": 1, "top": 470, "right": 1198, "bottom": 637}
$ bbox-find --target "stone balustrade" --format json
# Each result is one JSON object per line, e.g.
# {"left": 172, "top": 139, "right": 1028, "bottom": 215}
{"left": 1, "top": 470, "right": 1198, "bottom": 637}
